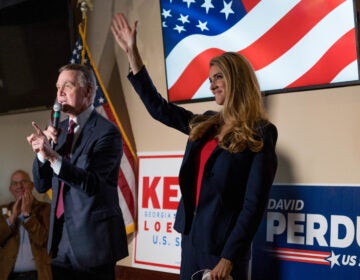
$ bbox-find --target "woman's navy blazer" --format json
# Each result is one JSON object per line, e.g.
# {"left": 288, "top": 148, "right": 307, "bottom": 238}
{"left": 129, "top": 67, "right": 278, "bottom": 262}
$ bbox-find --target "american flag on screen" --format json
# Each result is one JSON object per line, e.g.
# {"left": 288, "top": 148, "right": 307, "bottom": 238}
{"left": 69, "top": 25, "right": 137, "bottom": 234}
{"left": 160, "top": 0, "right": 359, "bottom": 102}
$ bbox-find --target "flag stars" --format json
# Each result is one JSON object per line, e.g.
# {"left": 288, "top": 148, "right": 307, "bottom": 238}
{"left": 183, "top": 0, "right": 195, "bottom": 8}
{"left": 70, "top": 54, "right": 81, "bottom": 64}
{"left": 162, "top": 8, "right": 172, "bottom": 27}
{"left": 201, "top": 0, "right": 214, "bottom": 14}
{"left": 178, "top": 14, "right": 190, "bottom": 24}
{"left": 162, "top": 9, "right": 172, "bottom": 19}
{"left": 196, "top": 20, "right": 209, "bottom": 31}
{"left": 221, "top": 0, "right": 234, "bottom": 20}
{"left": 98, "top": 97, "right": 104, "bottom": 104}
{"left": 174, "top": 25, "right": 186, "bottom": 33}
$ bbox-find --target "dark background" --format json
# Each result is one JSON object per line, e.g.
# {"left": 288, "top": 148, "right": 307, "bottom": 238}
{"left": 0, "top": 0, "right": 80, "bottom": 115}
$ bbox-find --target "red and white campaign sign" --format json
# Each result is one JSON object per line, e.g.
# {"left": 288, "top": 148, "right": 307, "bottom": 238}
{"left": 133, "top": 152, "right": 184, "bottom": 274}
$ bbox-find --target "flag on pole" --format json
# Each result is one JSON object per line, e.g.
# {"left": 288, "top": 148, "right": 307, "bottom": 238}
{"left": 160, "top": 0, "right": 359, "bottom": 102}
{"left": 70, "top": 23, "right": 137, "bottom": 234}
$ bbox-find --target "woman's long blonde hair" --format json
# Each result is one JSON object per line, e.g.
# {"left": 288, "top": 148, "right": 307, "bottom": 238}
{"left": 189, "top": 52, "right": 268, "bottom": 153}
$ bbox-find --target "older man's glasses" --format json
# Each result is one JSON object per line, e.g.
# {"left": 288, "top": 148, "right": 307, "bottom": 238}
{"left": 10, "top": 180, "right": 31, "bottom": 187}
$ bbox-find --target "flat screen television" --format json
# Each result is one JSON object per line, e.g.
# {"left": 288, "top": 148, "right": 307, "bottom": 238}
{"left": 0, "top": 0, "right": 76, "bottom": 114}
{"left": 159, "top": 0, "right": 360, "bottom": 103}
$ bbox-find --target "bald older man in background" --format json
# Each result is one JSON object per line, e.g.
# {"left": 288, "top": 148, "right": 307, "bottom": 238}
{"left": 0, "top": 170, "right": 52, "bottom": 280}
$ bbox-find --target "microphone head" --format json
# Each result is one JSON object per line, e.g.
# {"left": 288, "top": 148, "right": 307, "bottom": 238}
{"left": 53, "top": 102, "right": 62, "bottom": 112}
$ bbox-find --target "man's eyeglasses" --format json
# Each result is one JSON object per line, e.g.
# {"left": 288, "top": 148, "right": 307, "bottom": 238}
{"left": 10, "top": 180, "right": 31, "bottom": 187}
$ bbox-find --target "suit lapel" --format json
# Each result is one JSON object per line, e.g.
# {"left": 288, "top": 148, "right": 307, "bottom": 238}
{"left": 71, "top": 111, "right": 97, "bottom": 163}
{"left": 55, "top": 121, "right": 69, "bottom": 154}
{"left": 183, "top": 124, "right": 220, "bottom": 163}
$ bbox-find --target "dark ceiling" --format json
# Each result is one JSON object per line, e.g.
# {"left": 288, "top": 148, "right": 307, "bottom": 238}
{"left": 0, "top": 0, "right": 82, "bottom": 114}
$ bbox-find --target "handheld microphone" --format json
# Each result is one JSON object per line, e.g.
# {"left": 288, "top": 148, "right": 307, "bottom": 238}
{"left": 51, "top": 102, "right": 62, "bottom": 149}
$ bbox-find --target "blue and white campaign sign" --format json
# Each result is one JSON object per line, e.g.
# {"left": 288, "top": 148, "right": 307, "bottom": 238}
{"left": 252, "top": 184, "right": 360, "bottom": 280}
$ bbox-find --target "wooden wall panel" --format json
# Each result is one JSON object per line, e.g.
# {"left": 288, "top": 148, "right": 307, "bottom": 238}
{"left": 116, "top": 266, "right": 179, "bottom": 280}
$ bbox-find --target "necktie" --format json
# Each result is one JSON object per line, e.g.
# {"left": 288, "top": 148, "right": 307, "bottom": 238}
{"left": 56, "top": 120, "right": 77, "bottom": 219}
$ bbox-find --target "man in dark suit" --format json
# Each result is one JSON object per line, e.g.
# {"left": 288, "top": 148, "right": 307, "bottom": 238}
{"left": 26, "top": 64, "right": 128, "bottom": 280}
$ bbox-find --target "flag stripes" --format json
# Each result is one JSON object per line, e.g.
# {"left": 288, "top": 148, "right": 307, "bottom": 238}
{"left": 161, "top": 0, "right": 358, "bottom": 102}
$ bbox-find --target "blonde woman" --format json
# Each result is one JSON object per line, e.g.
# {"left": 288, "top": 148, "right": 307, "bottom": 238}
{"left": 112, "top": 13, "right": 278, "bottom": 280}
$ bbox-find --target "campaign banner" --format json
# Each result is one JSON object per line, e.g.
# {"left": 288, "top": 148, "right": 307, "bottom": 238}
{"left": 252, "top": 184, "right": 360, "bottom": 280}
{"left": 132, "top": 152, "right": 183, "bottom": 274}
